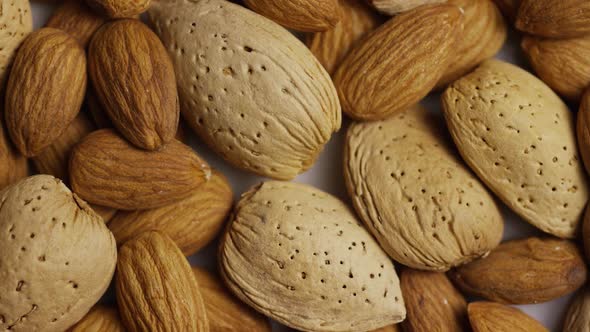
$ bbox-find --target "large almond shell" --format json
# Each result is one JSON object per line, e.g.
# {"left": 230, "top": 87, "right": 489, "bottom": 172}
{"left": 243, "top": 0, "right": 341, "bottom": 32}
{"left": 0, "top": 0, "right": 32, "bottom": 89}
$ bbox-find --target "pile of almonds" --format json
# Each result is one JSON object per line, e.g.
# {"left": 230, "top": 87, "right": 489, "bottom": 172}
{"left": 1, "top": 0, "right": 590, "bottom": 331}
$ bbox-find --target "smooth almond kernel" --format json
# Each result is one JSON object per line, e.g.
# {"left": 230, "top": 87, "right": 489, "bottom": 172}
{"left": 468, "top": 302, "right": 548, "bottom": 332}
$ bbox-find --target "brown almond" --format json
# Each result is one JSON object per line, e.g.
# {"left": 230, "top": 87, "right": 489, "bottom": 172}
{"left": 46, "top": 0, "right": 106, "bottom": 47}
{"left": 0, "top": 105, "right": 28, "bottom": 191}
{"left": 108, "top": 170, "right": 232, "bottom": 256}
{"left": 89, "top": 19, "right": 179, "bottom": 150}
{"left": 86, "top": 0, "right": 151, "bottom": 18}
{"left": 69, "top": 129, "right": 211, "bottom": 210}
{"left": 522, "top": 35, "right": 590, "bottom": 102}
{"left": 192, "top": 267, "right": 271, "bottom": 332}
{"left": 116, "top": 231, "right": 208, "bottom": 331}
{"left": 307, "top": 0, "right": 384, "bottom": 75}
{"left": 333, "top": 4, "right": 463, "bottom": 120}
{"left": 68, "top": 305, "right": 125, "bottom": 332}
{"left": 5, "top": 28, "right": 87, "bottom": 157}
{"left": 244, "top": 0, "right": 341, "bottom": 32}
{"left": 563, "top": 288, "right": 590, "bottom": 332}
{"left": 401, "top": 269, "right": 468, "bottom": 332}
{"left": 468, "top": 302, "right": 548, "bottom": 332}
{"left": 32, "top": 112, "right": 95, "bottom": 181}
{"left": 516, "top": 0, "right": 590, "bottom": 38}
{"left": 450, "top": 237, "right": 588, "bottom": 304}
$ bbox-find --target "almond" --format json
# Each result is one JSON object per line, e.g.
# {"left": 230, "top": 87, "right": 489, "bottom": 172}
{"left": 334, "top": 4, "right": 463, "bottom": 120}
{"left": 192, "top": 267, "right": 271, "bottom": 332}
{"left": 522, "top": 35, "right": 590, "bottom": 102}
{"left": 68, "top": 305, "right": 125, "bottom": 332}
{"left": 563, "top": 288, "right": 590, "bottom": 332}
{"left": 69, "top": 129, "right": 211, "bottom": 210}
{"left": 492, "top": 0, "right": 521, "bottom": 22}
{"left": 32, "top": 113, "right": 95, "bottom": 182}
{"left": 401, "top": 269, "right": 468, "bottom": 332}
{"left": 86, "top": 0, "right": 151, "bottom": 18}
{"left": 220, "top": 181, "right": 406, "bottom": 332}
{"left": 436, "top": 0, "right": 507, "bottom": 88}
{"left": 46, "top": 0, "right": 106, "bottom": 47}
{"left": 116, "top": 231, "right": 208, "bottom": 331}
{"left": 148, "top": 0, "right": 341, "bottom": 180}
{"left": 0, "top": 0, "right": 32, "bottom": 89}
{"left": 0, "top": 105, "right": 28, "bottom": 191}
{"left": 108, "top": 170, "right": 232, "bottom": 256}
{"left": 244, "top": 0, "right": 341, "bottom": 32}
{"left": 5, "top": 28, "right": 87, "bottom": 157}
{"left": 450, "top": 237, "right": 588, "bottom": 304}
{"left": 516, "top": 0, "right": 590, "bottom": 38}
{"left": 468, "top": 301, "right": 548, "bottom": 332}
{"left": 89, "top": 19, "right": 179, "bottom": 151}
{"left": 367, "top": 0, "right": 447, "bottom": 15}
{"left": 307, "top": 0, "right": 384, "bottom": 75}
{"left": 578, "top": 89, "right": 590, "bottom": 175}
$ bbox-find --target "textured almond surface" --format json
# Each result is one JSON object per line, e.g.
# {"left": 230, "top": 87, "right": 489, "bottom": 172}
{"left": 468, "top": 302, "right": 548, "bottom": 332}
{"left": 516, "top": 0, "right": 590, "bottom": 38}
{"left": 0, "top": 175, "right": 117, "bottom": 331}
{"left": 89, "top": 19, "right": 179, "bottom": 151}
{"left": 450, "top": 237, "right": 587, "bottom": 304}
{"left": 0, "top": 105, "right": 28, "bottom": 191}
{"left": 116, "top": 231, "right": 208, "bottom": 331}
{"left": 442, "top": 59, "right": 589, "bottom": 238}
{"left": 32, "top": 113, "right": 95, "bottom": 182}
{"left": 522, "top": 35, "right": 590, "bottom": 102}
{"left": 69, "top": 305, "right": 125, "bottom": 332}
{"left": 0, "top": 0, "right": 32, "bottom": 89}
{"left": 109, "top": 170, "right": 232, "bottom": 256}
{"left": 5, "top": 28, "right": 87, "bottom": 157}
{"left": 334, "top": 4, "right": 463, "bottom": 120}
{"left": 307, "top": 0, "right": 384, "bottom": 75}
{"left": 344, "top": 106, "right": 503, "bottom": 271}
{"left": 368, "top": 0, "right": 447, "bottom": 15}
{"left": 69, "top": 129, "right": 211, "bottom": 210}
{"left": 436, "top": 0, "right": 507, "bottom": 88}
{"left": 86, "top": 0, "right": 151, "bottom": 18}
{"left": 244, "top": 0, "right": 340, "bottom": 32}
{"left": 220, "top": 181, "right": 406, "bottom": 332}
{"left": 148, "top": 0, "right": 341, "bottom": 180}
{"left": 46, "top": 0, "right": 106, "bottom": 47}
{"left": 192, "top": 267, "right": 271, "bottom": 332}
{"left": 563, "top": 288, "right": 590, "bottom": 332}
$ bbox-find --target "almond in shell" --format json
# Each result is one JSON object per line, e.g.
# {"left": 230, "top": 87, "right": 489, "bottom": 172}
{"left": 0, "top": 0, "right": 32, "bottom": 89}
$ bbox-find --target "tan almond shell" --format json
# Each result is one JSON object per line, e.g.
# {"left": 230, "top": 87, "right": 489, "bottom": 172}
{"left": 243, "top": 0, "right": 341, "bottom": 32}
{"left": 516, "top": 0, "right": 590, "bottom": 38}
{"left": 468, "top": 301, "right": 548, "bottom": 332}
{"left": 219, "top": 181, "right": 406, "bottom": 332}
{"left": 68, "top": 305, "right": 125, "bottom": 332}
{"left": 46, "top": 0, "right": 106, "bottom": 47}
{"left": 522, "top": 35, "right": 590, "bottom": 102}
{"left": 0, "top": 175, "right": 117, "bottom": 332}
{"left": 307, "top": 0, "right": 384, "bottom": 75}
{"left": 400, "top": 269, "right": 468, "bottom": 332}
{"left": 333, "top": 4, "right": 463, "bottom": 121}
{"left": 0, "top": 0, "right": 32, "bottom": 89}
{"left": 192, "top": 267, "right": 271, "bottom": 332}
{"left": 344, "top": 105, "right": 503, "bottom": 271}
{"left": 442, "top": 59, "right": 589, "bottom": 238}
{"left": 69, "top": 129, "right": 211, "bottom": 210}
{"left": 563, "top": 288, "right": 590, "bottom": 332}
{"left": 86, "top": 0, "right": 151, "bottom": 18}
{"left": 450, "top": 237, "right": 587, "bottom": 304}
{"left": 367, "top": 0, "right": 447, "bottom": 15}
{"left": 108, "top": 170, "right": 233, "bottom": 256}
{"left": 116, "top": 231, "right": 208, "bottom": 332}
{"left": 89, "top": 19, "right": 180, "bottom": 151}
{"left": 148, "top": 0, "right": 341, "bottom": 180}
{"left": 436, "top": 0, "right": 507, "bottom": 88}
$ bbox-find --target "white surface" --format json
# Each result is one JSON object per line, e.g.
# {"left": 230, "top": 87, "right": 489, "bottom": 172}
{"left": 29, "top": 2, "right": 577, "bottom": 331}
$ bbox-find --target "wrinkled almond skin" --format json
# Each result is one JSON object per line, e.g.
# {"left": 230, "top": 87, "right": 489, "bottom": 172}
{"left": 244, "top": 0, "right": 340, "bottom": 32}
{"left": 68, "top": 305, "right": 125, "bottom": 332}
{"left": 0, "top": 106, "right": 28, "bottom": 191}
{"left": 109, "top": 170, "right": 232, "bottom": 256}
{"left": 367, "top": 0, "right": 447, "bottom": 15}
{"left": 334, "top": 4, "right": 463, "bottom": 120}
{"left": 69, "top": 129, "right": 211, "bottom": 210}
{"left": 450, "top": 237, "right": 588, "bottom": 304}
{"left": 32, "top": 113, "right": 95, "bottom": 182}
{"left": 89, "top": 19, "right": 179, "bottom": 151}
{"left": 46, "top": 0, "right": 106, "bottom": 47}
{"left": 516, "top": 0, "right": 590, "bottom": 38}
{"left": 563, "top": 288, "right": 590, "bottom": 332}
{"left": 307, "top": 0, "right": 384, "bottom": 75}
{"left": 5, "top": 28, "right": 87, "bottom": 157}
{"left": 192, "top": 267, "right": 271, "bottom": 332}
{"left": 117, "top": 231, "right": 208, "bottom": 332}
{"left": 468, "top": 302, "right": 548, "bottom": 332}
{"left": 401, "top": 269, "right": 468, "bottom": 332}
{"left": 0, "top": 0, "right": 32, "bottom": 90}
{"left": 86, "top": 0, "right": 151, "bottom": 18}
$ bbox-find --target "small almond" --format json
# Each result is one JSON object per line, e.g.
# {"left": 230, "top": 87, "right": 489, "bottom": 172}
{"left": 468, "top": 301, "right": 548, "bottom": 332}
